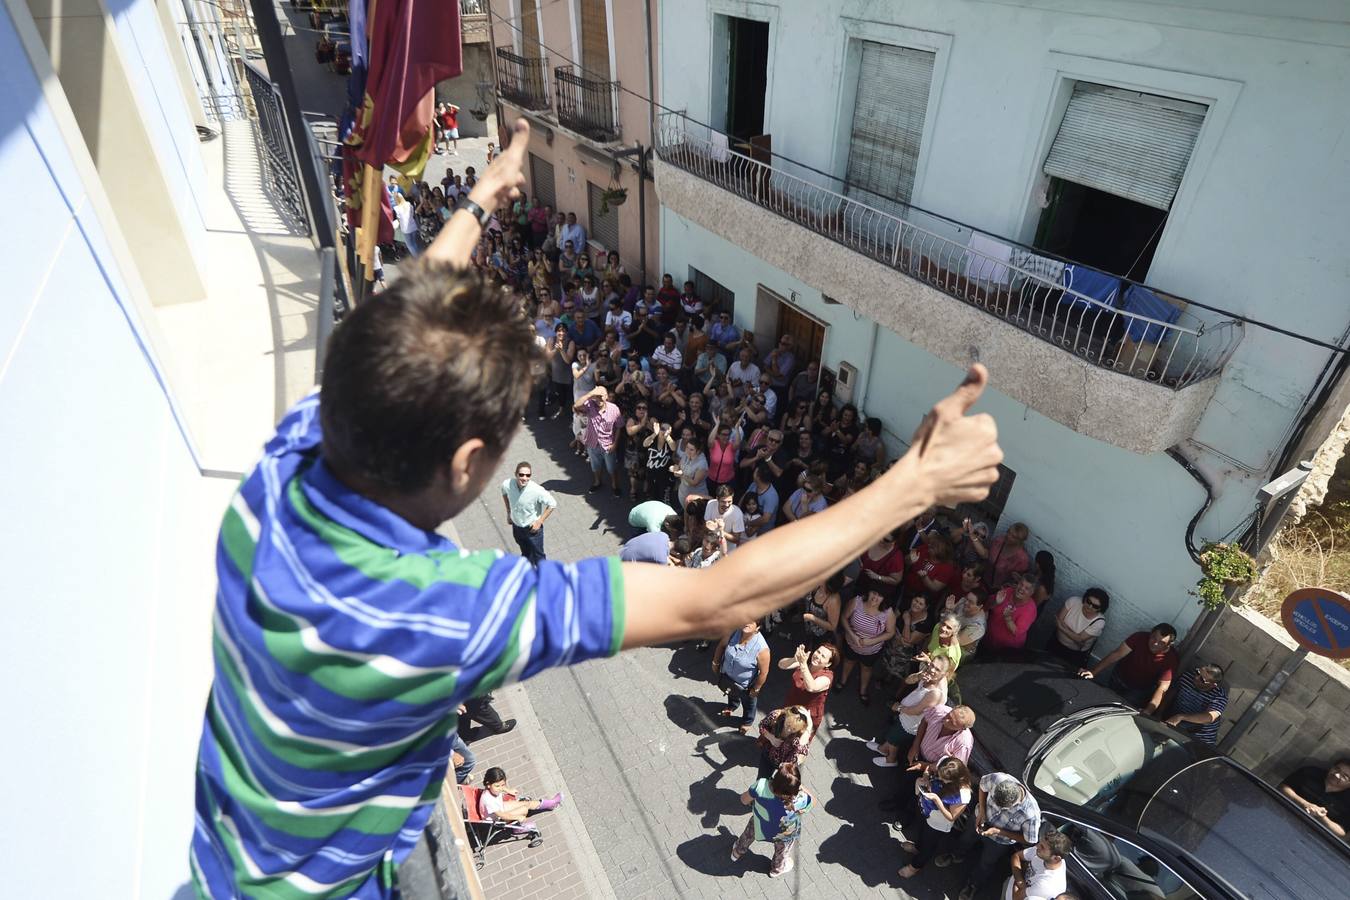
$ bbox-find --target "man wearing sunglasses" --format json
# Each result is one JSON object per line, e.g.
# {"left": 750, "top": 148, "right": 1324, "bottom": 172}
{"left": 502, "top": 461, "right": 557, "bottom": 566}
{"left": 1162, "top": 663, "right": 1228, "bottom": 744}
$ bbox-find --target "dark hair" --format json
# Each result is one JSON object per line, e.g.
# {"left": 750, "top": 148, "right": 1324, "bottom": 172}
{"left": 619, "top": 273, "right": 632, "bottom": 287}
{"left": 1035, "top": 550, "right": 1057, "bottom": 594}
{"left": 1151, "top": 623, "right": 1178, "bottom": 642}
{"left": 753, "top": 463, "right": 774, "bottom": 483}
{"left": 864, "top": 416, "right": 882, "bottom": 437}
{"left": 321, "top": 265, "right": 536, "bottom": 493}
{"left": 935, "top": 756, "right": 972, "bottom": 791}
{"left": 1083, "top": 587, "right": 1110, "bottom": 612}
{"left": 691, "top": 313, "right": 705, "bottom": 329}
{"left": 483, "top": 766, "right": 507, "bottom": 786}
{"left": 672, "top": 536, "right": 690, "bottom": 558}
{"left": 1043, "top": 827, "right": 1074, "bottom": 860}
{"left": 715, "top": 483, "right": 734, "bottom": 499}
{"left": 770, "top": 762, "right": 801, "bottom": 797}
{"left": 514, "top": 461, "right": 532, "bottom": 474}
{"left": 662, "top": 514, "right": 684, "bottom": 536}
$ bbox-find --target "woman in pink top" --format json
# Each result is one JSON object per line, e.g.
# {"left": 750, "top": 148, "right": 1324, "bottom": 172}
{"left": 981, "top": 573, "right": 1039, "bottom": 652}
{"left": 836, "top": 581, "right": 897, "bottom": 705}
{"left": 980, "top": 522, "right": 1031, "bottom": 589}
{"left": 706, "top": 422, "right": 740, "bottom": 493}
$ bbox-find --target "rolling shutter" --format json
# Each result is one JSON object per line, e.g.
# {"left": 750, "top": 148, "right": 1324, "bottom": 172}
{"left": 529, "top": 153, "right": 555, "bottom": 209}
{"left": 1044, "top": 83, "right": 1207, "bottom": 211}
{"left": 519, "top": 0, "right": 540, "bottom": 60}
{"left": 587, "top": 181, "right": 619, "bottom": 252}
{"left": 845, "top": 41, "right": 935, "bottom": 210}
{"left": 579, "top": 0, "right": 610, "bottom": 80}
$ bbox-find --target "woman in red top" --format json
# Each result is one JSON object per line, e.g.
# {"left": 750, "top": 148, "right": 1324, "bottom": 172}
{"left": 857, "top": 529, "right": 905, "bottom": 590}
{"left": 982, "top": 572, "right": 1039, "bottom": 652}
{"left": 903, "top": 533, "right": 958, "bottom": 600}
{"left": 705, "top": 422, "right": 740, "bottom": 493}
{"left": 778, "top": 642, "right": 837, "bottom": 743}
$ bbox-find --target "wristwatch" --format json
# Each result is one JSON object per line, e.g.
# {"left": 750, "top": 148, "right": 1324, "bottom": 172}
{"left": 458, "top": 198, "right": 492, "bottom": 229}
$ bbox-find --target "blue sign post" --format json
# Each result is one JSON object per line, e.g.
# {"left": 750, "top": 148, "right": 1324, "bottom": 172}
{"left": 1280, "top": 587, "right": 1350, "bottom": 660}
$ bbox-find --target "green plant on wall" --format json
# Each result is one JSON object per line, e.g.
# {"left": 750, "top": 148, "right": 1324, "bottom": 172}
{"left": 1193, "top": 541, "right": 1259, "bottom": 610}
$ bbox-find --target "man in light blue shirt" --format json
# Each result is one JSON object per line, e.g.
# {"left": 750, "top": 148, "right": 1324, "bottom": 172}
{"left": 561, "top": 212, "right": 587, "bottom": 257}
{"left": 501, "top": 461, "right": 558, "bottom": 565}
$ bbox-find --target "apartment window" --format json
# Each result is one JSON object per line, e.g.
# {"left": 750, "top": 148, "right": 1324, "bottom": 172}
{"left": 1036, "top": 83, "right": 1207, "bottom": 280}
{"left": 845, "top": 41, "right": 935, "bottom": 213}
{"left": 587, "top": 181, "right": 619, "bottom": 252}
{"left": 689, "top": 266, "right": 735, "bottom": 315}
{"left": 529, "top": 153, "right": 555, "bottom": 209}
{"left": 579, "top": 0, "right": 610, "bottom": 79}
{"left": 519, "top": 0, "right": 541, "bottom": 59}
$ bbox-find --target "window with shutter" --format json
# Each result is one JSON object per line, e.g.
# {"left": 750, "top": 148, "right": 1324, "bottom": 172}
{"left": 529, "top": 154, "right": 555, "bottom": 209}
{"left": 579, "top": 0, "right": 610, "bottom": 80}
{"left": 1044, "top": 83, "right": 1206, "bottom": 211}
{"left": 587, "top": 181, "right": 619, "bottom": 252}
{"left": 519, "top": 0, "right": 540, "bottom": 59}
{"left": 845, "top": 41, "right": 935, "bottom": 213}
{"left": 688, "top": 266, "right": 734, "bottom": 315}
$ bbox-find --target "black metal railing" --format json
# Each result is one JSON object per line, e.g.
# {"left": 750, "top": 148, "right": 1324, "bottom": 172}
{"left": 554, "top": 65, "right": 620, "bottom": 142}
{"left": 494, "top": 47, "right": 550, "bottom": 111}
{"left": 459, "top": 0, "right": 487, "bottom": 15}
{"left": 243, "top": 61, "right": 309, "bottom": 230}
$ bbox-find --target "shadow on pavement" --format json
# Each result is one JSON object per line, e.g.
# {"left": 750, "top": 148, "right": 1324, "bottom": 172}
{"left": 675, "top": 827, "right": 745, "bottom": 877}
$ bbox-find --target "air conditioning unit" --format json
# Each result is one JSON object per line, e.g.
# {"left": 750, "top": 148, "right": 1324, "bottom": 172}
{"left": 835, "top": 361, "right": 858, "bottom": 405}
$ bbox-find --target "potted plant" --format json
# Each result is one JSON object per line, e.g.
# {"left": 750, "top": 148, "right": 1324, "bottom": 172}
{"left": 599, "top": 187, "right": 628, "bottom": 215}
{"left": 1192, "top": 541, "right": 1259, "bottom": 610}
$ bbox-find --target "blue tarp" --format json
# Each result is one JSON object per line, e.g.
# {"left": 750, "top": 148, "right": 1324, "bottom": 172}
{"left": 1060, "top": 264, "right": 1121, "bottom": 311}
{"left": 1120, "top": 284, "right": 1181, "bottom": 343}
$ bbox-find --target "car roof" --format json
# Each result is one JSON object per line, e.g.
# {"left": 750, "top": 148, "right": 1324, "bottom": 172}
{"left": 1140, "top": 758, "right": 1350, "bottom": 900}
{"left": 958, "top": 653, "right": 1129, "bottom": 771}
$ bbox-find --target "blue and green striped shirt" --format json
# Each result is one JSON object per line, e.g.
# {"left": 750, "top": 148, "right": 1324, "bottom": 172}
{"left": 190, "top": 394, "right": 625, "bottom": 899}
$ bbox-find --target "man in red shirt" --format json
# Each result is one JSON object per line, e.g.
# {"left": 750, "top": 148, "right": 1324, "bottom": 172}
{"left": 440, "top": 103, "right": 460, "bottom": 153}
{"left": 1078, "top": 623, "right": 1178, "bottom": 714}
{"left": 656, "top": 273, "right": 681, "bottom": 307}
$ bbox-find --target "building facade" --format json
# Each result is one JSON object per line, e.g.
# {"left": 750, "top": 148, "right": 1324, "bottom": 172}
{"left": 490, "top": 0, "right": 661, "bottom": 283}
{"left": 655, "top": 0, "right": 1350, "bottom": 649}
{"left": 1, "top": 1, "right": 322, "bottom": 896}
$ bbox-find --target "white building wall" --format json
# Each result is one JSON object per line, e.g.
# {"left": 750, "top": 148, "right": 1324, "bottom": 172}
{"left": 0, "top": 4, "right": 227, "bottom": 896}
{"left": 663, "top": 205, "right": 1263, "bottom": 651}
{"left": 110, "top": 0, "right": 211, "bottom": 259}
{"left": 661, "top": 0, "right": 1350, "bottom": 486}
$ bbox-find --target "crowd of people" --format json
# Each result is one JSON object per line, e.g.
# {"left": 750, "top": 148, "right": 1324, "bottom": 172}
{"left": 374, "top": 142, "right": 1344, "bottom": 897}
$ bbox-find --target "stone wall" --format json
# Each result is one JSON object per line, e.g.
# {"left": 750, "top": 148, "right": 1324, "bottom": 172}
{"left": 1199, "top": 606, "right": 1350, "bottom": 779}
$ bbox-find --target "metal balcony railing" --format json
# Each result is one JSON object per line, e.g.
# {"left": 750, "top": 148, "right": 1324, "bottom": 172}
{"left": 459, "top": 0, "right": 487, "bottom": 15}
{"left": 494, "top": 47, "right": 550, "bottom": 112}
{"left": 654, "top": 112, "right": 1243, "bottom": 390}
{"left": 554, "top": 65, "right": 621, "bottom": 143}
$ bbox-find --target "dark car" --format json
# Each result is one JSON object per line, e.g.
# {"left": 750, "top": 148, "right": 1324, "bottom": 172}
{"left": 959, "top": 655, "right": 1350, "bottom": 899}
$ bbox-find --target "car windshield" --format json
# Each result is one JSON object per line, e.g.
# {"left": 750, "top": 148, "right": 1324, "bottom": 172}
{"left": 1139, "top": 759, "right": 1350, "bottom": 899}
{"left": 1030, "top": 712, "right": 1192, "bottom": 821}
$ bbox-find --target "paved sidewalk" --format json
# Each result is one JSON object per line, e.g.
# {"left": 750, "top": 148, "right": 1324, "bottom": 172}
{"left": 445, "top": 412, "right": 970, "bottom": 899}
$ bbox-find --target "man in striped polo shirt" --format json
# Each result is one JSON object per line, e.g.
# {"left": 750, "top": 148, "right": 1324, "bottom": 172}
{"left": 1163, "top": 662, "right": 1229, "bottom": 744}
{"left": 189, "top": 119, "right": 1005, "bottom": 900}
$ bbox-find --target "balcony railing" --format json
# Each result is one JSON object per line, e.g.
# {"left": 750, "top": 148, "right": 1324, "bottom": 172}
{"left": 494, "top": 47, "right": 550, "bottom": 111}
{"left": 554, "top": 65, "right": 621, "bottom": 143}
{"left": 459, "top": 0, "right": 487, "bottom": 14}
{"left": 655, "top": 112, "right": 1243, "bottom": 390}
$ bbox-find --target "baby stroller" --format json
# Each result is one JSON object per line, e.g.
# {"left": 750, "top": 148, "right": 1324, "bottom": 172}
{"left": 459, "top": 784, "right": 544, "bottom": 868}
